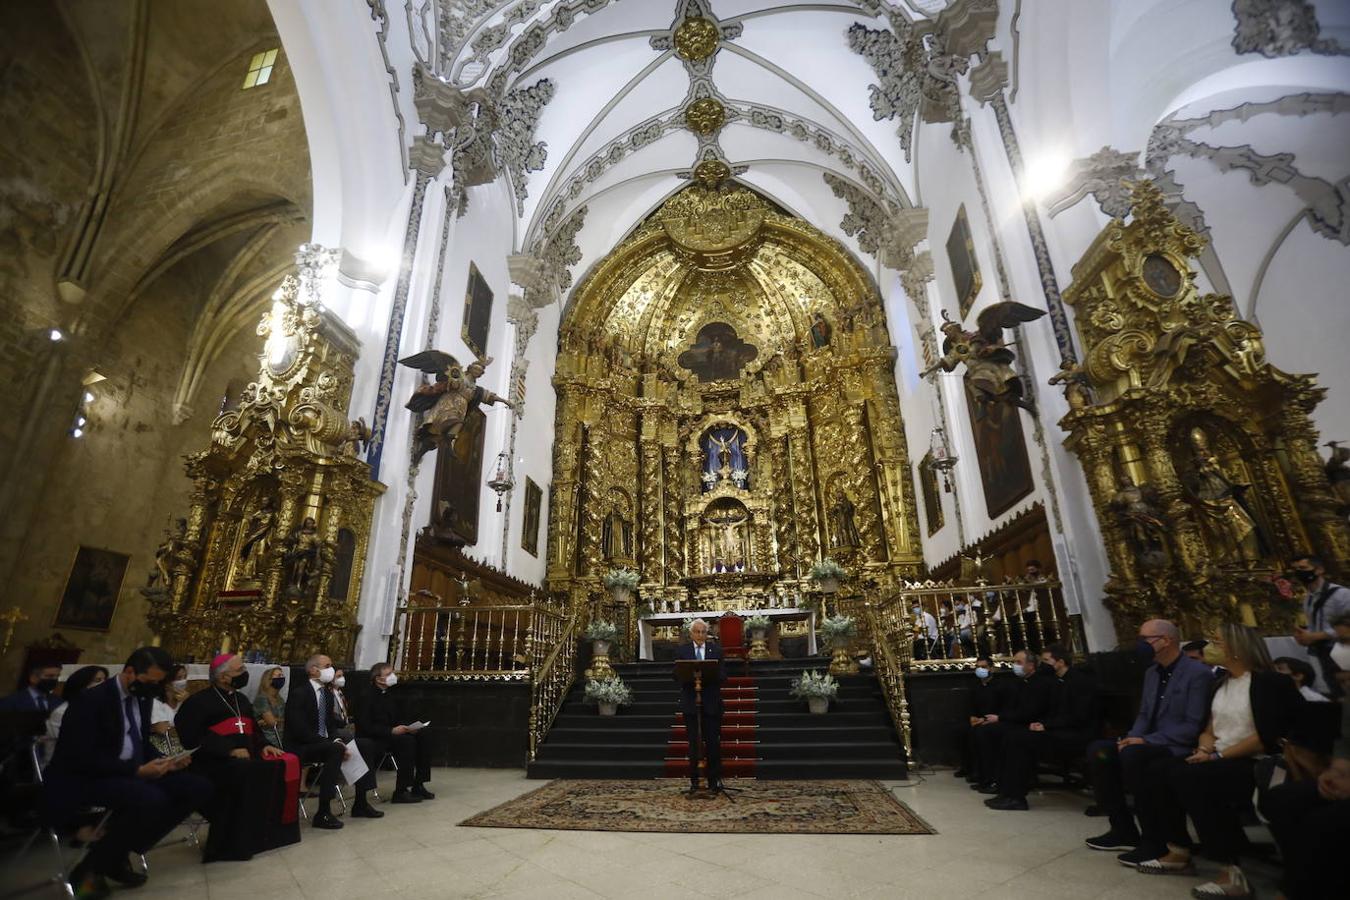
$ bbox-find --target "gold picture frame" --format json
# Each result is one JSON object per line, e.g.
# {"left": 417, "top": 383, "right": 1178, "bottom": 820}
{"left": 53, "top": 545, "right": 130, "bottom": 632}
{"left": 522, "top": 477, "right": 543, "bottom": 557}
{"left": 461, "top": 262, "right": 493, "bottom": 358}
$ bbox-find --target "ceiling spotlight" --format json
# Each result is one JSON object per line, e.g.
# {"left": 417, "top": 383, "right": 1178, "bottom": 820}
{"left": 83, "top": 391, "right": 95, "bottom": 404}
{"left": 72, "top": 428, "right": 84, "bottom": 438}
{"left": 76, "top": 416, "right": 86, "bottom": 427}
{"left": 49, "top": 329, "right": 64, "bottom": 342}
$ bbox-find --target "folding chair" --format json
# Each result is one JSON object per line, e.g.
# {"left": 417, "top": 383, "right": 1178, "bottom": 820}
{"left": 370, "top": 751, "right": 398, "bottom": 803}
{"left": 298, "top": 762, "right": 346, "bottom": 819}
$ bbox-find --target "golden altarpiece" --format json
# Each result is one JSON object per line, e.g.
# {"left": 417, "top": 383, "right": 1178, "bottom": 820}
{"left": 1057, "top": 181, "right": 1349, "bottom": 639}
{"left": 144, "top": 272, "right": 385, "bottom": 663}
{"left": 544, "top": 180, "right": 924, "bottom": 655}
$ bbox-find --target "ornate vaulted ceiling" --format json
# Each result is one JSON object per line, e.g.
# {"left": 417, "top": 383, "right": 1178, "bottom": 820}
{"left": 408, "top": 0, "right": 957, "bottom": 261}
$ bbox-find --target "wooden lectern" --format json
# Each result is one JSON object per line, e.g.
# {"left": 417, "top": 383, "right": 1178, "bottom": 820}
{"left": 674, "top": 658, "right": 723, "bottom": 798}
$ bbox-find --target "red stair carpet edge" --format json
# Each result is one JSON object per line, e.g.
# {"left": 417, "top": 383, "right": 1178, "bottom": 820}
{"left": 664, "top": 674, "right": 759, "bottom": 778}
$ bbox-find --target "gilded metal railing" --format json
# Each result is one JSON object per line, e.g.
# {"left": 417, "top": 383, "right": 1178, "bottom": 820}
{"left": 394, "top": 599, "right": 568, "bottom": 681}
{"left": 853, "top": 593, "right": 913, "bottom": 761}
{"left": 894, "top": 578, "right": 1066, "bottom": 670}
{"left": 528, "top": 609, "right": 582, "bottom": 760}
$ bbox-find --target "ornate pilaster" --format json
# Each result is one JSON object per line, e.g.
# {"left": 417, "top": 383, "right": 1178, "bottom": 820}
{"left": 662, "top": 445, "right": 686, "bottom": 584}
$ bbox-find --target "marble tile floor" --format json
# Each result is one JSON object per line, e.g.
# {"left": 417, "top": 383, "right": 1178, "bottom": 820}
{"left": 6, "top": 767, "right": 1284, "bottom": 900}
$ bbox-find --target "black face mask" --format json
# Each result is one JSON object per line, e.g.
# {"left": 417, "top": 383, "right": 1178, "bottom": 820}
{"left": 1293, "top": 569, "right": 1319, "bottom": 585}
{"left": 231, "top": 670, "right": 250, "bottom": 690}
{"left": 271, "top": 677, "right": 286, "bottom": 690}
{"left": 1135, "top": 638, "right": 1156, "bottom": 663}
{"left": 36, "top": 678, "right": 59, "bottom": 694}
{"left": 127, "top": 679, "right": 163, "bottom": 700}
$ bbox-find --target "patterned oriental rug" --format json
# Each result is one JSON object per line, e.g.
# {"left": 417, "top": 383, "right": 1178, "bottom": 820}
{"left": 460, "top": 779, "right": 935, "bottom": 835}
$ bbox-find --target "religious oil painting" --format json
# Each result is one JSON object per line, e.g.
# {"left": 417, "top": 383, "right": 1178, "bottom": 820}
{"left": 918, "top": 454, "right": 944, "bottom": 537}
{"left": 946, "top": 204, "right": 983, "bottom": 320}
{"left": 522, "top": 477, "right": 543, "bottom": 557}
{"left": 53, "top": 546, "right": 130, "bottom": 631}
{"left": 677, "top": 322, "right": 759, "bottom": 383}
{"left": 433, "top": 406, "right": 486, "bottom": 545}
{"left": 965, "top": 380, "right": 1034, "bottom": 519}
{"left": 462, "top": 262, "right": 493, "bottom": 358}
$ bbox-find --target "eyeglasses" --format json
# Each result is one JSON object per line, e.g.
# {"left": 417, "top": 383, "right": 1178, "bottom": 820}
{"left": 1138, "top": 634, "right": 1167, "bottom": 643}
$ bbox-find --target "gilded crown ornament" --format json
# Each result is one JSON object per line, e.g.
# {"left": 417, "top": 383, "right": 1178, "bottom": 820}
{"left": 674, "top": 16, "right": 719, "bottom": 60}
{"left": 684, "top": 97, "right": 725, "bottom": 135}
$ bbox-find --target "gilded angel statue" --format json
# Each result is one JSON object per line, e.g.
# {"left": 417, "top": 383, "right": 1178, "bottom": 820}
{"left": 399, "top": 351, "right": 513, "bottom": 465}
{"left": 921, "top": 301, "right": 1046, "bottom": 413}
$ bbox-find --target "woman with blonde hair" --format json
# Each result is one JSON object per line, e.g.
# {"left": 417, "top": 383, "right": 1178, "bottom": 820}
{"left": 252, "top": 665, "right": 287, "bottom": 748}
{"left": 1135, "top": 622, "right": 1303, "bottom": 898}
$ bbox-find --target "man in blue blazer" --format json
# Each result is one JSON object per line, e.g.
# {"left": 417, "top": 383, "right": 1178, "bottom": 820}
{"left": 0, "top": 663, "right": 63, "bottom": 713}
{"left": 1083, "top": 619, "right": 1213, "bottom": 859}
{"left": 44, "top": 647, "right": 213, "bottom": 899}
{"left": 674, "top": 618, "right": 725, "bottom": 792}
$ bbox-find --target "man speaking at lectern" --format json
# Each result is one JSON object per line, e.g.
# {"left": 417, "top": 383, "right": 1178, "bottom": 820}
{"left": 675, "top": 618, "right": 725, "bottom": 792}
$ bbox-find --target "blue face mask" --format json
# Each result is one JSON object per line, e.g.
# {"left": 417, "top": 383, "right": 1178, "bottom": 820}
{"left": 974, "top": 667, "right": 990, "bottom": 680}
{"left": 1011, "top": 663, "right": 1026, "bottom": 678}
{"left": 1135, "top": 638, "right": 1156, "bottom": 662}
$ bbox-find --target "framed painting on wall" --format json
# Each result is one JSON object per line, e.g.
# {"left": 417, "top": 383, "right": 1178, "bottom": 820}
{"left": 430, "top": 407, "right": 486, "bottom": 545}
{"left": 462, "top": 262, "right": 493, "bottom": 358}
{"left": 946, "top": 204, "right": 983, "bottom": 320}
{"left": 522, "top": 477, "right": 542, "bottom": 556}
{"left": 53, "top": 546, "right": 130, "bottom": 632}
{"left": 964, "top": 380, "right": 1034, "bottom": 519}
{"left": 918, "top": 453, "right": 944, "bottom": 537}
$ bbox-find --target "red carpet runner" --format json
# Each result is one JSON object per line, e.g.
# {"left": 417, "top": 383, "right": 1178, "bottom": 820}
{"left": 663, "top": 674, "right": 759, "bottom": 778}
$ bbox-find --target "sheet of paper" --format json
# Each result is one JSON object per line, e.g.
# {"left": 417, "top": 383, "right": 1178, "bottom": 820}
{"left": 407, "top": 720, "right": 430, "bottom": 732}
{"left": 339, "top": 740, "right": 369, "bottom": 784}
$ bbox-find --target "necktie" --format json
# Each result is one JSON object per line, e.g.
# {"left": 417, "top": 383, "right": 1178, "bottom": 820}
{"left": 697, "top": 644, "right": 704, "bottom": 661}
{"left": 38, "top": 694, "right": 47, "bottom": 713}
{"left": 317, "top": 690, "right": 328, "bottom": 738}
{"left": 125, "top": 696, "right": 144, "bottom": 765}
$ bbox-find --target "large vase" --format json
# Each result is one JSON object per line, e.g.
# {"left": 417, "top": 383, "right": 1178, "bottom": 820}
{"left": 807, "top": 696, "right": 829, "bottom": 715}
{"left": 747, "top": 627, "right": 770, "bottom": 660}
{"left": 609, "top": 585, "right": 633, "bottom": 604}
{"left": 828, "top": 639, "right": 859, "bottom": 676}
{"left": 585, "top": 639, "right": 616, "bottom": 681}
{"left": 815, "top": 576, "right": 839, "bottom": 594}
{"left": 598, "top": 702, "right": 617, "bottom": 717}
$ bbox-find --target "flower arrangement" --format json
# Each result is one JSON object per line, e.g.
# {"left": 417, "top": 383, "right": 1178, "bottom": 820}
{"left": 821, "top": 614, "right": 857, "bottom": 647}
{"left": 789, "top": 670, "right": 839, "bottom": 700}
{"left": 583, "top": 677, "right": 633, "bottom": 706}
{"left": 810, "top": 558, "right": 847, "bottom": 582}
{"left": 743, "top": 614, "right": 772, "bottom": 633}
{"left": 585, "top": 620, "right": 618, "bottom": 642}
{"left": 603, "top": 568, "right": 640, "bottom": 591}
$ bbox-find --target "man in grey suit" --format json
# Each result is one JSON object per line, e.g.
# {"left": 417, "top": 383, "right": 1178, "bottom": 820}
{"left": 1083, "top": 619, "right": 1213, "bottom": 862}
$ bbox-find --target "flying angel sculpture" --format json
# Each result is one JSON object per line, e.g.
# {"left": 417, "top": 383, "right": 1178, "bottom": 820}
{"left": 399, "top": 351, "right": 513, "bottom": 465}
{"left": 921, "top": 301, "right": 1046, "bottom": 413}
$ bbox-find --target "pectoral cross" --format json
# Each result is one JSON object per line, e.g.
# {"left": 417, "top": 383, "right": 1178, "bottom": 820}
{"left": 235, "top": 718, "right": 246, "bottom": 734}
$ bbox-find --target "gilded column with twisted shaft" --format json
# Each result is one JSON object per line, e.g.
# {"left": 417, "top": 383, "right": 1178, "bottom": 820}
{"left": 867, "top": 364, "right": 921, "bottom": 568}
{"left": 842, "top": 403, "right": 884, "bottom": 564}
{"left": 580, "top": 422, "right": 605, "bottom": 578}
{"left": 546, "top": 390, "right": 583, "bottom": 585}
{"left": 638, "top": 427, "right": 663, "bottom": 582}
{"left": 771, "top": 432, "right": 799, "bottom": 575}
{"left": 787, "top": 420, "right": 821, "bottom": 564}
{"left": 661, "top": 445, "right": 685, "bottom": 583}
{"left": 1280, "top": 401, "right": 1350, "bottom": 565}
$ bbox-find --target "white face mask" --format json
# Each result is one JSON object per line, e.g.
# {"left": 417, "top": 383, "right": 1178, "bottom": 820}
{"left": 1011, "top": 663, "right": 1026, "bottom": 678}
{"left": 383, "top": 673, "right": 398, "bottom": 688}
{"left": 317, "top": 666, "right": 335, "bottom": 684}
{"left": 1331, "top": 641, "right": 1350, "bottom": 671}
{"left": 974, "top": 667, "right": 990, "bottom": 680}
{"left": 172, "top": 679, "right": 188, "bottom": 691}
{"left": 334, "top": 676, "right": 346, "bottom": 689}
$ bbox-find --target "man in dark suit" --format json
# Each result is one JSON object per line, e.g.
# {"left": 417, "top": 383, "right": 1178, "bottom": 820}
{"left": 986, "top": 643, "right": 1102, "bottom": 810}
{"left": 971, "top": 649, "right": 1056, "bottom": 794}
{"left": 283, "top": 653, "right": 382, "bottom": 828}
{"left": 0, "top": 664, "right": 63, "bottom": 713}
{"left": 359, "top": 662, "right": 434, "bottom": 803}
{"left": 44, "top": 647, "right": 212, "bottom": 899}
{"left": 674, "top": 618, "right": 724, "bottom": 792}
{"left": 953, "top": 655, "right": 1005, "bottom": 783}
{"left": 1084, "top": 619, "right": 1212, "bottom": 856}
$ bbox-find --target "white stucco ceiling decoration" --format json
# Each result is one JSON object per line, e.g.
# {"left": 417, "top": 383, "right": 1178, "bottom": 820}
{"left": 416, "top": 0, "right": 940, "bottom": 258}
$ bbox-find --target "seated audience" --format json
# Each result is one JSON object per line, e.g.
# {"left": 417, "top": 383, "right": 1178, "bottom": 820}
{"left": 972, "top": 649, "right": 1055, "bottom": 794}
{"left": 986, "top": 643, "right": 1101, "bottom": 810}
{"left": 283, "top": 653, "right": 382, "bottom": 828}
{"left": 43, "top": 647, "right": 212, "bottom": 899}
{"left": 1273, "top": 656, "right": 1329, "bottom": 703}
{"left": 329, "top": 667, "right": 355, "bottom": 739}
{"left": 46, "top": 666, "right": 109, "bottom": 741}
{"left": 1084, "top": 619, "right": 1210, "bottom": 853}
{"left": 1290, "top": 554, "right": 1349, "bottom": 696}
{"left": 953, "top": 655, "right": 1004, "bottom": 783}
{"left": 911, "top": 604, "right": 940, "bottom": 660}
{"left": 1132, "top": 623, "right": 1303, "bottom": 897}
{"left": 253, "top": 666, "right": 288, "bottom": 747}
{"left": 1259, "top": 661, "right": 1350, "bottom": 900}
{"left": 176, "top": 654, "right": 300, "bottom": 861}
{"left": 1017, "top": 559, "right": 1049, "bottom": 652}
{"left": 1, "top": 664, "right": 63, "bottom": 713}
{"left": 360, "top": 663, "right": 435, "bottom": 802}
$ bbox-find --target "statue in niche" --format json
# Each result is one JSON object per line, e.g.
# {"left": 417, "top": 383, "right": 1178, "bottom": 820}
{"left": 237, "top": 497, "right": 277, "bottom": 582}
{"left": 283, "top": 517, "right": 327, "bottom": 595}
{"left": 809, "top": 312, "right": 833, "bottom": 348}
{"left": 922, "top": 302, "right": 1046, "bottom": 413}
{"left": 829, "top": 486, "right": 862, "bottom": 549}
{"left": 602, "top": 509, "right": 633, "bottom": 561}
{"left": 399, "top": 351, "right": 513, "bottom": 465}
{"left": 701, "top": 427, "right": 748, "bottom": 489}
{"left": 1108, "top": 473, "right": 1168, "bottom": 572}
{"left": 146, "top": 518, "right": 190, "bottom": 592}
{"left": 706, "top": 504, "right": 749, "bottom": 573}
{"left": 1185, "top": 427, "right": 1263, "bottom": 565}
